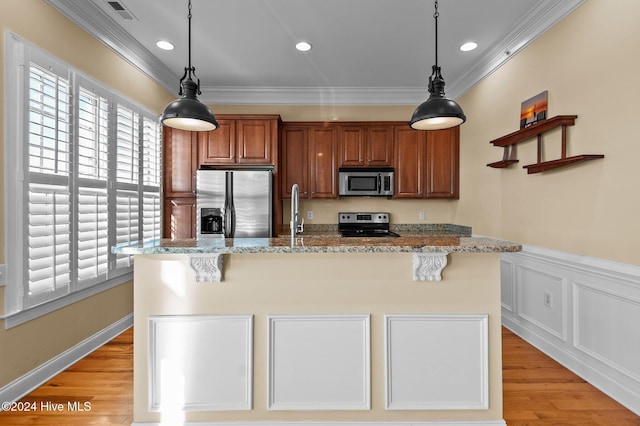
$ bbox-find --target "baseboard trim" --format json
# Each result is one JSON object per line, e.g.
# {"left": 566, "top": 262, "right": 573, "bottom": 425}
{"left": 0, "top": 313, "right": 133, "bottom": 405}
{"left": 132, "top": 421, "right": 507, "bottom": 426}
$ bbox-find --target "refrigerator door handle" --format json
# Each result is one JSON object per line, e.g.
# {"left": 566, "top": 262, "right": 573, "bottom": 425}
{"left": 224, "top": 172, "right": 236, "bottom": 238}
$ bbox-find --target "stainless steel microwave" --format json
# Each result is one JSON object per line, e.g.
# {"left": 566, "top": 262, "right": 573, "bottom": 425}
{"left": 338, "top": 167, "right": 394, "bottom": 197}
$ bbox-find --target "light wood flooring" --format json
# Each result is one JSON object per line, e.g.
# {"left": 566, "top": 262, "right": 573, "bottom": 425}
{"left": 0, "top": 327, "right": 638, "bottom": 425}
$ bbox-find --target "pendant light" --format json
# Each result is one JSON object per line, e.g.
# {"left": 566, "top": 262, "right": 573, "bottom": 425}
{"left": 160, "top": 0, "right": 218, "bottom": 131}
{"left": 409, "top": 0, "right": 466, "bottom": 131}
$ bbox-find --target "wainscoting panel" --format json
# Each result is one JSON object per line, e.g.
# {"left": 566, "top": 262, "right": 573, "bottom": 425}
{"left": 516, "top": 265, "right": 566, "bottom": 340}
{"left": 574, "top": 282, "right": 640, "bottom": 381}
{"left": 500, "top": 259, "right": 515, "bottom": 313}
{"left": 384, "top": 314, "right": 489, "bottom": 410}
{"left": 267, "top": 314, "right": 370, "bottom": 410}
{"left": 149, "top": 315, "right": 253, "bottom": 411}
{"left": 501, "top": 245, "right": 640, "bottom": 415}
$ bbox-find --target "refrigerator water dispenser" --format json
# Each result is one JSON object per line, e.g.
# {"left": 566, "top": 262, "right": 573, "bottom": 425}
{"left": 200, "top": 207, "right": 223, "bottom": 235}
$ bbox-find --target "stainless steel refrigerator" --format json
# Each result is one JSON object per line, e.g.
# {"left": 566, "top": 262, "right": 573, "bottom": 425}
{"left": 196, "top": 169, "right": 273, "bottom": 238}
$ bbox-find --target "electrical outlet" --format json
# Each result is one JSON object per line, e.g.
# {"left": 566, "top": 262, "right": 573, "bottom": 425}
{"left": 543, "top": 291, "right": 552, "bottom": 308}
{"left": 307, "top": 211, "right": 313, "bottom": 220}
{"left": 419, "top": 211, "right": 425, "bottom": 220}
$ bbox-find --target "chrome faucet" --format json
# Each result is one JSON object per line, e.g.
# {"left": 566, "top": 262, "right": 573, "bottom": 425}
{"left": 290, "top": 183, "right": 304, "bottom": 246}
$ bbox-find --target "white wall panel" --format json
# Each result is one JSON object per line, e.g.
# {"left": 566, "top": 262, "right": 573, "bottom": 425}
{"left": 516, "top": 265, "right": 565, "bottom": 339}
{"left": 574, "top": 282, "right": 640, "bottom": 381}
{"left": 268, "top": 314, "right": 370, "bottom": 410}
{"left": 385, "top": 314, "right": 489, "bottom": 410}
{"left": 500, "top": 259, "right": 515, "bottom": 313}
{"left": 501, "top": 245, "right": 640, "bottom": 415}
{"left": 149, "top": 315, "right": 253, "bottom": 411}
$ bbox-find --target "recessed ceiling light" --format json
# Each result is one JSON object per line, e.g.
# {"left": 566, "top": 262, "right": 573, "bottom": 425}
{"left": 156, "top": 40, "right": 175, "bottom": 51}
{"left": 295, "top": 41, "right": 312, "bottom": 52}
{"left": 460, "top": 42, "right": 478, "bottom": 52}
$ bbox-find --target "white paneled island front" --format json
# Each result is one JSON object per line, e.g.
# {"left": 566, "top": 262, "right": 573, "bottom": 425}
{"left": 114, "top": 229, "right": 520, "bottom": 426}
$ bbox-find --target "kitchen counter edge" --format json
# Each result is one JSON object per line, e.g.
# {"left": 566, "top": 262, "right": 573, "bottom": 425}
{"left": 112, "top": 234, "right": 522, "bottom": 255}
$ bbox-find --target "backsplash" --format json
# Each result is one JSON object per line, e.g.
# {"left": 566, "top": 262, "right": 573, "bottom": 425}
{"left": 281, "top": 198, "right": 459, "bottom": 225}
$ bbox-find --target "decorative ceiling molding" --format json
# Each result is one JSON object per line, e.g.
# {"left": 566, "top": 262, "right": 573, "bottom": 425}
{"left": 447, "top": 0, "right": 586, "bottom": 100}
{"left": 44, "top": 0, "right": 176, "bottom": 94}
{"left": 199, "top": 86, "right": 426, "bottom": 106}
{"left": 45, "top": 0, "right": 585, "bottom": 106}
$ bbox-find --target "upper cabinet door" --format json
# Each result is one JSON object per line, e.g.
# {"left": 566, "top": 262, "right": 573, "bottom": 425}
{"left": 198, "top": 119, "right": 236, "bottom": 165}
{"left": 309, "top": 126, "right": 338, "bottom": 199}
{"left": 236, "top": 119, "right": 273, "bottom": 164}
{"left": 426, "top": 127, "right": 460, "bottom": 199}
{"left": 366, "top": 126, "right": 392, "bottom": 166}
{"left": 338, "top": 125, "right": 392, "bottom": 167}
{"left": 280, "top": 126, "right": 309, "bottom": 199}
{"left": 198, "top": 117, "right": 277, "bottom": 166}
{"left": 339, "top": 126, "right": 365, "bottom": 166}
{"left": 163, "top": 127, "right": 198, "bottom": 197}
{"left": 393, "top": 126, "right": 425, "bottom": 198}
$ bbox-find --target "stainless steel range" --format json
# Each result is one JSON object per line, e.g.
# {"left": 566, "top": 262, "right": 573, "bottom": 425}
{"left": 338, "top": 212, "right": 401, "bottom": 238}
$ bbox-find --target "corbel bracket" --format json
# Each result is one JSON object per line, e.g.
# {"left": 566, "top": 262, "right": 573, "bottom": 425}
{"left": 188, "top": 254, "right": 224, "bottom": 282}
{"left": 412, "top": 253, "right": 448, "bottom": 281}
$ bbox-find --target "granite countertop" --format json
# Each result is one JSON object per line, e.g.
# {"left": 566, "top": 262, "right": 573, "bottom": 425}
{"left": 112, "top": 224, "right": 521, "bottom": 255}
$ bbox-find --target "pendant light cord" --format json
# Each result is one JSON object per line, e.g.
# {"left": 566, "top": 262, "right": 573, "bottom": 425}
{"left": 433, "top": 0, "right": 439, "bottom": 68}
{"left": 188, "top": 0, "right": 192, "bottom": 75}
{"left": 178, "top": 0, "right": 201, "bottom": 97}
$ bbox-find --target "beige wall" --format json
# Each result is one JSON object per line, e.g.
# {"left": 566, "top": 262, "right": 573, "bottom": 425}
{"left": 216, "top": 0, "right": 640, "bottom": 266}
{"left": 0, "top": 0, "right": 172, "bottom": 387}
{"left": 455, "top": 0, "right": 640, "bottom": 265}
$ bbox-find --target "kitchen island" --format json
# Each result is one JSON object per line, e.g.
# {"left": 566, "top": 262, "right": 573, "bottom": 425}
{"left": 114, "top": 226, "right": 520, "bottom": 426}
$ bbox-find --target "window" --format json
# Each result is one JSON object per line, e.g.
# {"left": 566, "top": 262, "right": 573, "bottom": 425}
{"left": 4, "top": 34, "right": 161, "bottom": 326}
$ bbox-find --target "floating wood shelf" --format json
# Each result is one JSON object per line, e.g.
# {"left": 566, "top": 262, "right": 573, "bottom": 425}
{"left": 487, "top": 115, "right": 604, "bottom": 174}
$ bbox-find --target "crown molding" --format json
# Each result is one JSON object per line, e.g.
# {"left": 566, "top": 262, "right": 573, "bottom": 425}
{"left": 200, "top": 86, "right": 426, "bottom": 106}
{"left": 447, "top": 0, "right": 586, "bottom": 100}
{"left": 45, "top": 0, "right": 585, "bottom": 105}
{"left": 44, "top": 0, "right": 176, "bottom": 94}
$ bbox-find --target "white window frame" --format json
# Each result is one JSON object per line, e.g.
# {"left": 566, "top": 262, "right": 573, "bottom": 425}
{"left": 3, "top": 32, "right": 161, "bottom": 328}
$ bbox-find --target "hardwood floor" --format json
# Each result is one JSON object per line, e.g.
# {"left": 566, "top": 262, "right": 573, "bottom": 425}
{"left": 0, "top": 327, "right": 638, "bottom": 425}
{"left": 0, "top": 328, "right": 133, "bottom": 425}
{"left": 502, "top": 328, "right": 640, "bottom": 425}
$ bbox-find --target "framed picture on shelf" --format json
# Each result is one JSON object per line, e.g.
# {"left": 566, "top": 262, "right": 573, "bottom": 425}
{"left": 520, "top": 90, "right": 548, "bottom": 128}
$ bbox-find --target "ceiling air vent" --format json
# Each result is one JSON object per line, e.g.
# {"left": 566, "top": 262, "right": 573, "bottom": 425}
{"left": 107, "top": 1, "right": 137, "bottom": 21}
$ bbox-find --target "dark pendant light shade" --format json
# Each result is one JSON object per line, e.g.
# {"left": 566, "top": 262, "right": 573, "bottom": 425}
{"left": 160, "top": 0, "right": 218, "bottom": 132}
{"left": 409, "top": 66, "right": 466, "bottom": 130}
{"left": 161, "top": 76, "right": 218, "bottom": 131}
{"left": 409, "top": 0, "right": 466, "bottom": 131}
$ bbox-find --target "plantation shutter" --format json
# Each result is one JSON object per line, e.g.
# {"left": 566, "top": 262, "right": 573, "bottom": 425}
{"left": 76, "top": 82, "right": 110, "bottom": 288}
{"left": 142, "top": 117, "right": 162, "bottom": 241}
{"left": 114, "top": 103, "right": 140, "bottom": 269}
{"left": 4, "top": 35, "right": 162, "bottom": 319}
{"left": 26, "top": 63, "right": 72, "bottom": 306}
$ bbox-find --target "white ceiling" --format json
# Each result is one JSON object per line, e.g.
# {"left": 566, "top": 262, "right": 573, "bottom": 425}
{"left": 45, "top": 0, "right": 584, "bottom": 105}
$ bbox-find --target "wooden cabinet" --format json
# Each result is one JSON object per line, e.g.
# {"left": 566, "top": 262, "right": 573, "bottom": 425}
{"left": 426, "top": 126, "right": 459, "bottom": 198}
{"left": 280, "top": 126, "right": 309, "bottom": 198}
{"left": 339, "top": 125, "right": 392, "bottom": 166}
{"left": 309, "top": 126, "right": 339, "bottom": 198}
{"left": 162, "top": 115, "right": 282, "bottom": 238}
{"left": 162, "top": 127, "right": 198, "bottom": 238}
{"left": 393, "top": 126, "right": 425, "bottom": 198}
{"left": 280, "top": 124, "right": 338, "bottom": 199}
{"left": 394, "top": 126, "right": 459, "bottom": 199}
{"left": 198, "top": 116, "right": 278, "bottom": 166}
{"left": 163, "top": 198, "right": 196, "bottom": 239}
